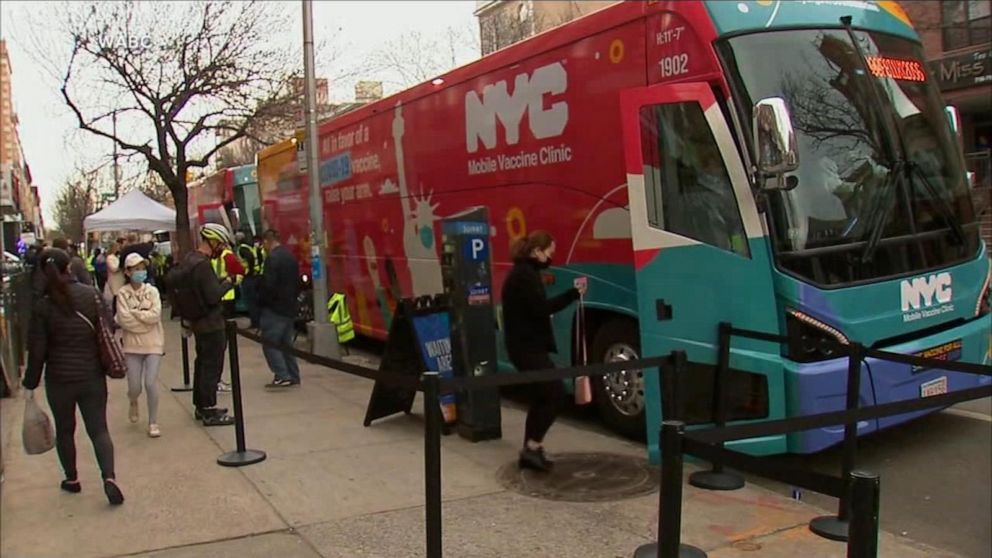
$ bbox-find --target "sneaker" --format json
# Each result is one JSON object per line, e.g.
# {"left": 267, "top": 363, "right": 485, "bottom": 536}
{"left": 128, "top": 400, "right": 139, "bottom": 424}
{"left": 518, "top": 447, "right": 554, "bottom": 473}
{"left": 217, "top": 381, "right": 232, "bottom": 393}
{"left": 194, "top": 407, "right": 228, "bottom": 420}
{"left": 148, "top": 424, "right": 161, "bottom": 438}
{"left": 265, "top": 379, "right": 294, "bottom": 388}
{"left": 201, "top": 412, "right": 235, "bottom": 427}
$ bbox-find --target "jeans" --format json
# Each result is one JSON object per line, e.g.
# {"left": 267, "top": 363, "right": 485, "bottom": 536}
{"left": 193, "top": 329, "right": 227, "bottom": 410}
{"left": 511, "top": 352, "right": 564, "bottom": 445}
{"left": 46, "top": 378, "right": 115, "bottom": 481}
{"left": 126, "top": 353, "right": 162, "bottom": 424}
{"left": 260, "top": 308, "right": 300, "bottom": 383}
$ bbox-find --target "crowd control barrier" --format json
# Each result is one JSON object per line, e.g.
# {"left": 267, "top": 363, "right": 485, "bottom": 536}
{"left": 651, "top": 327, "right": 992, "bottom": 557}
{"left": 217, "top": 320, "right": 267, "bottom": 467}
{"left": 229, "top": 322, "right": 990, "bottom": 558}
{"left": 171, "top": 335, "right": 194, "bottom": 392}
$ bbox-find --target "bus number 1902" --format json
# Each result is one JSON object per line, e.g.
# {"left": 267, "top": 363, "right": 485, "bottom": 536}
{"left": 659, "top": 54, "right": 689, "bottom": 78}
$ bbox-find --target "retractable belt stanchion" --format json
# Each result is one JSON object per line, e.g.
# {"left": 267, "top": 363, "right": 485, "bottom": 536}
{"left": 689, "top": 322, "right": 745, "bottom": 491}
{"left": 171, "top": 334, "right": 194, "bottom": 392}
{"left": 423, "top": 371, "right": 443, "bottom": 558}
{"left": 217, "top": 320, "right": 267, "bottom": 467}
{"left": 634, "top": 420, "right": 707, "bottom": 558}
{"left": 846, "top": 470, "right": 881, "bottom": 558}
{"left": 810, "top": 341, "right": 864, "bottom": 542}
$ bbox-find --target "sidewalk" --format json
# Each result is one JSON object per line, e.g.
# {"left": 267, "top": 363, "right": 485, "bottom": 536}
{"left": 0, "top": 321, "right": 960, "bottom": 558}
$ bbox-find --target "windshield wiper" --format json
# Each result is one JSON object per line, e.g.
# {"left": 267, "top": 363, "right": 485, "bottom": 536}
{"left": 860, "top": 160, "right": 902, "bottom": 263}
{"left": 906, "top": 160, "right": 967, "bottom": 245}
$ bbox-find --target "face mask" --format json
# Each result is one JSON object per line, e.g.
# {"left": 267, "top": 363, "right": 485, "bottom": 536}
{"left": 130, "top": 270, "right": 147, "bottom": 284}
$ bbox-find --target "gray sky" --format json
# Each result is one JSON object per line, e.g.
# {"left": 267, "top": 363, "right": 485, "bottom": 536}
{"left": 0, "top": 1, "right": 480, "bottom": 226}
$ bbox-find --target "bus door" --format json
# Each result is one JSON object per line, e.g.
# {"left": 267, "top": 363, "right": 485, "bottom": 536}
{"left": 618, "top": 82, "right": 787, "bottom": 458}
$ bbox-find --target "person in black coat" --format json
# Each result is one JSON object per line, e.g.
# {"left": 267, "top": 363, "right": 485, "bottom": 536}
{"left": 501, "top": 230, "right": 586, "bottom": 472}
{"left": 22, "top": 248, "right": 124, "bottom": 505}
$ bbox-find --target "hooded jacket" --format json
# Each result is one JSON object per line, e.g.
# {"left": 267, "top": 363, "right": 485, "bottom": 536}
{"left": 116, "top": 282, "right": 165, "bottom": 354}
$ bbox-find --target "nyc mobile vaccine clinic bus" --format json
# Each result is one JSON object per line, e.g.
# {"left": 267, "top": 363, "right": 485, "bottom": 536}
{"left": 257, "top": 0, "right": 992, "bottom": 459}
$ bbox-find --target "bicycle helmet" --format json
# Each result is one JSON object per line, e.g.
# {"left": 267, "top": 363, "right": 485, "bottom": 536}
{"left": 199, "top": 223, "right": 233, "bottom": 246}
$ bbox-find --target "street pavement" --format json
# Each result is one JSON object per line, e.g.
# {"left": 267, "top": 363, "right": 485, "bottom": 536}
{"left": 0, "top": 320, "right": 970, "bottom": 558}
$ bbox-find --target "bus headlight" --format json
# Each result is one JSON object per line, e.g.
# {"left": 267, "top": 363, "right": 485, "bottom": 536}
{"left": 786, "top": 309, "right": 849, "bottom": 363}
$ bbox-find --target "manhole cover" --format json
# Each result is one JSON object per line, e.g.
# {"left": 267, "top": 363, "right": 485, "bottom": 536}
{"left": 497, "top": 452, "right": 659, "bottom": 502}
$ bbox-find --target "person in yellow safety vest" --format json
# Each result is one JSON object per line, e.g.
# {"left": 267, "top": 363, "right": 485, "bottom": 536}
{"left": 327, "top": 292, "right": 355, "bottom": 344}
{"left": 211, "top": 245, "right": 245, "bottom": 319}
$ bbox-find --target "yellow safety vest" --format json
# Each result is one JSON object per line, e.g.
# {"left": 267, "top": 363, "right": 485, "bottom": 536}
{"left": 211, "top": 248, "right": 237, "bottom": 301}
{"left": 327, "top": 292, "right": 355, "bottom": 344}
{"left": 85, "top": 255, "right": 96, "bottom": 273}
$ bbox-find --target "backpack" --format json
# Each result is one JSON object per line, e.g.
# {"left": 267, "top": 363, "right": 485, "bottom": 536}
{"left": 166, "top": 256, "right": 210, "bottom": 322}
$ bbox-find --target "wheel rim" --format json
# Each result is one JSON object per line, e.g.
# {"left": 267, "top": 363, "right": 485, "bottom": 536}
{"left": 601, "top": 343, "right": 645, "bottom": 417}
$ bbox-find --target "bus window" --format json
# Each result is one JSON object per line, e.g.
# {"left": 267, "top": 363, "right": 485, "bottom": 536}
{"left": 639, "top": 102, "right": 749, "bottom": 257}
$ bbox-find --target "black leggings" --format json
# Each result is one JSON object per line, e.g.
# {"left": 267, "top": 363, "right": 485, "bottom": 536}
{"left": 512, "top": 352, "right": 565, "bottom": 445}
{"left": 45, "top": 378, "right": 115, "bottom": 481}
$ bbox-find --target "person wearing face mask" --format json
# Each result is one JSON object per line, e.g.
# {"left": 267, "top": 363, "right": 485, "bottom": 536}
{"left": 116, "top": 253, "right": 165, "bottom": 438}
{"left": 176, "top": 224, "right": 235, "bottom": 426}
{"left": 501, "top": 230, "right": 587, "bottom": 472}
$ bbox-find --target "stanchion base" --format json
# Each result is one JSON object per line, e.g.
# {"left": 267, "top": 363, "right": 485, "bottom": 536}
{"left": 689, "top": 469, "right": 745, "bottom": 491}
{"left": 809, "top": 515, "right": 849, "bottom": 542}
{"left": 171, "top": 385, "right": 194, "bottom": 392}
{"left": 634, "top": 542, "right": 707, "bottom": 558}
{"left": 217, "top": 449, "right": 267, "bottom": 468}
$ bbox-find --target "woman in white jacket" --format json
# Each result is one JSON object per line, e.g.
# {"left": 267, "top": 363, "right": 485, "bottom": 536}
{"left": 103, "top": 246, "right": 127, "bottom": 307}
{"left": 116, "top": 253, "right": 165, "bottom": 437}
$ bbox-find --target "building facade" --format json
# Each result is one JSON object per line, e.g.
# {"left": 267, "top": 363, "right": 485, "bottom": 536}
{"left": 1, "top": 39, "right": 44, "bottom": 253}
{"left": 475, "top": 0, "right": 617, "bottom": 55}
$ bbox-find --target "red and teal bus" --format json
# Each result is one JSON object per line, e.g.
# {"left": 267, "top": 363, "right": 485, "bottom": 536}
{"left": 258, "top": 0, "right": 991, "bottom": 460}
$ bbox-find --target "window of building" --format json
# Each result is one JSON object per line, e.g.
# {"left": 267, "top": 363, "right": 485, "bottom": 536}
{"left": 638, "top": 102, "right": 749, "bottom": 257}
{"left": 942, "top": 0, "right": 992, "bottom": 51}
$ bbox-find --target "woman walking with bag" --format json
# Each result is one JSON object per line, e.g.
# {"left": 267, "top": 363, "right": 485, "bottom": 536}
{"left": 22, "top": 248, "right": 125, "bottom": 505}
{"left": 116, "top": 253, "right": 165, "bottom": 438}
{"left": 501, "top": 231, "right": 586, "bottom": 472}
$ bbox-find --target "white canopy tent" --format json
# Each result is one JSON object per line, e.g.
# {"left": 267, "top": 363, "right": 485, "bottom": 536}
{"left": 83, "top": 190, "right": 176, "bottom": 232}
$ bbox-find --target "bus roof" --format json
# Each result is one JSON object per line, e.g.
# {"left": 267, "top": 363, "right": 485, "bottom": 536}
{"left": 704, "top": 0, "right": 918, "bottom": 41}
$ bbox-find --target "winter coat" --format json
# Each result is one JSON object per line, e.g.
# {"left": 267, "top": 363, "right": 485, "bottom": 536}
{"left": 23, "top": 282, "right": 106, "bottom": 388}
{"left": 500, "top": 257, "right": 578, "bottom": 361}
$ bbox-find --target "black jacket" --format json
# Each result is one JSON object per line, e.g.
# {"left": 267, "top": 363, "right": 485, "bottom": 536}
{"left": 23, "top": 282, "right": 106, "bottom": 389}
{"left": 259, "top": 245, "right": 300, "bottom": 319}
{"left": 184, "top": 251, "right": 228, "bottom": 334}
{"left": 501, "top": 257, "right": 578, "bottom": 359}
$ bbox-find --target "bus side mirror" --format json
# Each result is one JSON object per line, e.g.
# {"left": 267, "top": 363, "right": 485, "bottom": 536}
{"left": 754, "top": 97, "right": 799, "bottom": 191}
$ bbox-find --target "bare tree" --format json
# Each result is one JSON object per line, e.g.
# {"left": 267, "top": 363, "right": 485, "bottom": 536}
{"left": 54, "top": 167, "right": 103, "bottom": 243}
{"left": 366, "top": 27, "right": 481, "bottom": 90}
{"left": 55, "top": 1, "right": 297, "bottom": 254}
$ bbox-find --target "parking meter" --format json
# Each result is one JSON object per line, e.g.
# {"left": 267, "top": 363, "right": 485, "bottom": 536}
{"left": 441, "top": 206, "right": 502, "bottom": 442}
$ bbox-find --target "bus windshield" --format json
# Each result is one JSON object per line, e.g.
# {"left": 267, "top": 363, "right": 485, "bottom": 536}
{"left": 720, "top": 29, "right": 980, "bottom": 287}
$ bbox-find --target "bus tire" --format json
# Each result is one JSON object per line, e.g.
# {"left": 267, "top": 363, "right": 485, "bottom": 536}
{"left": 591, "top": 319, "right": 646, "bottom": 441}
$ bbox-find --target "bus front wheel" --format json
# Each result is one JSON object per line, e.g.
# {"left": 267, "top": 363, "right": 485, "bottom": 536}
{"left": 591, "top": 319, "right": 646, "bottom": 441}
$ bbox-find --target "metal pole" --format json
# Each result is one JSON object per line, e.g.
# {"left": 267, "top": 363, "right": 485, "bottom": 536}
{"left": 301, "top": 0, "right": 339, "bottom": 360}
{"left": 847, "top": 471, "right": 880, "bottom": 558}
{"left": 217, "top": 320, "right": 266, "bottom": 467}
{"left": 810, "top": 341, "right": 863, "bottom": 542}
{"left": 172, "top": 334, "right": 193, "bottom": 392}
{"left": 423, "top": 372, "right": 443, "bottom": 558}
{"left": 689, "top": 323, "right": 744, "bottom": 491}
{"left": 112, "top": 113, "right": 120, "bottom": 200}
{"left": 633, "top": 420, "right": 706, "bottom": 558}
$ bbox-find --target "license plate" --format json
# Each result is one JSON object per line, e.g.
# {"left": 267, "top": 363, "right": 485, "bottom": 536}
{"left": 920, "top": 376, "right": 948, "bottom": 398}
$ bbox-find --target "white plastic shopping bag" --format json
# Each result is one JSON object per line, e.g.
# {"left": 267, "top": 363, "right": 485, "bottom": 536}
{"left": 22, "top": 390, "right": 54, "bottom": 455}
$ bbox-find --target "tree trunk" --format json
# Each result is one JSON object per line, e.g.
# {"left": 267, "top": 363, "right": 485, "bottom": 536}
{"left": 171, "top": 183, "right": 192, "bottom": 256}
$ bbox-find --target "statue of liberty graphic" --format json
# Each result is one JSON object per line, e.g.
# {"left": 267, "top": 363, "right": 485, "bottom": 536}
{"left": 392, "top": 102, "right": 444, "bottom": 298}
